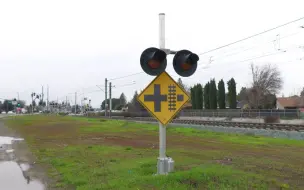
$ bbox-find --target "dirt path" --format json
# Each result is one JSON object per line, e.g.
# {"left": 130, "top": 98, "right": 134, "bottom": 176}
{"left": 0, "top": 119, "right": 49, "bottom": 190}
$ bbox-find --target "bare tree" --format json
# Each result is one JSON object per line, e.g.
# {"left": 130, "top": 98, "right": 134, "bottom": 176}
{"left": 251, "top": 63, "right": 283, "bottom": 94}
{"left": 248, "top": 63, "right": 282, "bottom": 108}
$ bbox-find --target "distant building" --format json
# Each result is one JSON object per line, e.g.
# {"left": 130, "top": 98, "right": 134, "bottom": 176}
{"left": 276, "top": 97, "right": 304, "bottom": 109}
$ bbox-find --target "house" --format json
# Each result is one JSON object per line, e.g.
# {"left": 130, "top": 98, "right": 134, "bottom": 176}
{"left": 276, "top": 97, "right": 304, "bottom": 109}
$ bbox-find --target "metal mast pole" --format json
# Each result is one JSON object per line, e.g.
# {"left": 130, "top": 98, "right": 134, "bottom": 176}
{"left": 47, "top": 85, "right": 49, "bottom": 111}
{"left": 157, "top": 13, "right": 167, "bottom": 175}
{"left": 105, "top": 78, "right": 108, "bottom": 116}
{"left": 109, "top": 82, "right": 112, "bottom": 117}
{"left": 41, "top": 85, "right": 44, "bottom": 103}
{"left": 75, "top": 92, "right": 77, "bottom": 114}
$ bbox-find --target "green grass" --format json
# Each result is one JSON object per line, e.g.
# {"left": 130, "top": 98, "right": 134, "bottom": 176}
{"left": 4, "top": 115, "right": 304, "bottom": 190}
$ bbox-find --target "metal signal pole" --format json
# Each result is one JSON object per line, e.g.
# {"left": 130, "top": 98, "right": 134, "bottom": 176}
{"left": 157, "top": 13, "right": 169, "bottom": 175}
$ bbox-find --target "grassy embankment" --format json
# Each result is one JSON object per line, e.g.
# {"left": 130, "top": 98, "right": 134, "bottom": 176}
{"left": 4, "top": 115, "right": 304, "bottom": 190}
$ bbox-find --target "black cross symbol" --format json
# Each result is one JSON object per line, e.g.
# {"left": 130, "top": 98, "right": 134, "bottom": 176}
{"left": 144, "top": 84, "right": 167, "bottom": 112}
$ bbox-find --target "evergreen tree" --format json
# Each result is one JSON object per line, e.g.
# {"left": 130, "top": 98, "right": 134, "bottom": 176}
{"left": 119, "top": 93, "right": 127, "bottom": 106}
{"left": 204, "top": 82, "right": 210, "bottom": 109}
{"left": 190, "top": 86, "right": 196, "bottom": 109}
{"left": 218, "top": 79, "right": 226, "bottom": 109}
{"left": 209, "top": 79, "right": 217, "bottom": 109}
{"left": 195, "top": 84, "right": 203, "bottom": 109}
{"left": 227, "top": 78, "right": 237, "bottom": 109}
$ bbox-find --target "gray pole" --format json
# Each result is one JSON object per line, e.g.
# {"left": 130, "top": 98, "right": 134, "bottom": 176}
{"left": 57, "top": 97, "right": 59, "bottom": 114}
{"left": 157, "top": 13, "right": 169, "bottom": 175}
{"left": 41, "top": 85, "right": 44, "bottom": 103}
{"left": 105, "top": 78, "right": 108, "bottom": 116}
{"left": 66, "top": 96, "right": 68, "bottom": 112}
{"left": 47, "top": 85, "right": 49, "bottom": 112}
{"left": 109, "top": 82, "right": 112, "bottom": 117}
{"left": 31, "top": 93, "right": 34, "bottom": 114}
{"left": 75, "top": 92, "right": 77, "bottom": 114}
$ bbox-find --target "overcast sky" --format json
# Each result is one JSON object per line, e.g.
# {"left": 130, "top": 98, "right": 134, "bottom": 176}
{"left": 0, "top": 0, "right": 304, "bottom": 107}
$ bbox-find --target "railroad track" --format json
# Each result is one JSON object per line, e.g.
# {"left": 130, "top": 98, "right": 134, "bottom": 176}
{"left": 96, "top": 116, "right": 304, "bottom": 132}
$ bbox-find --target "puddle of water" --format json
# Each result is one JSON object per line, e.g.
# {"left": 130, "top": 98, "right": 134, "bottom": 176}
{"left": 20, "top": 163, "right": 31, "bottom": 171}
{"left": 0, "top": 136, "right": 45, "bottom": 190}
{"left": 0, "top": 161, "right": 44, "bottom": 190}
{"left": 0, "top": 137, "right": 24, "bottom": 145}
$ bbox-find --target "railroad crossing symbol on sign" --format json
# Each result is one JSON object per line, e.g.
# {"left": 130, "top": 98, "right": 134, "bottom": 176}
{"left": 137, "top": 71, "right": 189, "bottom": 125}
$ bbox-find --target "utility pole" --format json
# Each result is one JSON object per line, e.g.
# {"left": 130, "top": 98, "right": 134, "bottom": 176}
{"left": 41, "top": 85, "right": 44, "bottom": 103}
{"left": 109, "top": 82, "right": 112, "bottom": 117}
{"left": 47, "top": 85, "right": 49, "bottom": 112}
{"left": 31, "top": 93, "right": 34, "bottom": 114}
{"left": 17, "top": 92, "right": 20, "bottom": 101}
{"left": 74, "top": 92, "right": 77, "bottom": 114}
{"left": 66, "top": 96, "right": 68, "bottom": 112}
{"left": 105, "top": 78, "right": 108, "bottom": 116}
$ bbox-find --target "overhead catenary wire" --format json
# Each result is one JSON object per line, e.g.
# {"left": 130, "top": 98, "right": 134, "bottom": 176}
{"left": 203, "top": 31, "right": 303, "bottom": 64}
{"left": 108, "top": 72, "right": 144, "bottom": 81}
{"left": 102, "top": 16, "right": 304, "bottom": 83}
{"left": 198, "top": 16, "right": 304, "bottom": 56}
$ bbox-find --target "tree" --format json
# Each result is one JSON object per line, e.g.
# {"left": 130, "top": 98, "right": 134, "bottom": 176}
{"left": 195, "top": 84, "right": 203, "bottom": 109}
{"left": 300, "top": 88, "right": 304, "bottom": 97}
{"left": 209, "top": 79, "right": 217, "bottom": 109}
{"left": 204, "top": 82, "right": 210, "bottom": 109}
{"left": 237, "top": 87, "right": 247, "bottom": 101}
{"left": 227, "top": 78, "right": 237, "bottom": 109}
{"left": 32, "top": 100, "right": 36, "bottom": 107}
{"left": 190, "top": 86, "right": 195, "bottom": 109}
{"left": 249, "top": 63, "right": 283, "bottom": 108}
{"left": 71, "top": 104, "right": 81, "bottom": 113}
{"left": 177, "top": 78, "right": 186, "bottom": 91}
{"left": 1, "top": 100, "right": 14, "bottom": 113}
{"left": 128, "top": 91, "right": 144, "bottom": 112}
{"left": 190, "top": 84, "right": 203, "bottom": 109}
{"left": 251, "top": 63, "right": 283, "bottom": 94}
{"left": 218, "top": 79, "right": 226, "bottom": 109}
{"left": 101, "top": 98, "right": 120, "bottom": 110}
{"left": 177, "top": 78, "right": 190, "bottom": 95}
{"left": 119, "top": 93, "right": 127, "bottom": 106}
{"left": 39, "top": 100, "right": 46, "bottom": 107}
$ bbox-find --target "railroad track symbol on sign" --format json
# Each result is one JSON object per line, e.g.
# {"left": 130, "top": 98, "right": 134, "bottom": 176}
{"left": 137, "top": 71, "right": 189, "bottom": 125}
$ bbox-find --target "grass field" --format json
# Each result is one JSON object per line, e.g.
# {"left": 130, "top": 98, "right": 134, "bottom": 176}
{"left": 4, "top": 115, "right": 304, "bottom": 190}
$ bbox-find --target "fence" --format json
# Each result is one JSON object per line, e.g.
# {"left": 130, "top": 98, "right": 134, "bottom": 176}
{"left": 180, "top": 109, "right": 300, "bottom": 119}
{"left": 85, "top": 109, "right": 300, "bottom": 119}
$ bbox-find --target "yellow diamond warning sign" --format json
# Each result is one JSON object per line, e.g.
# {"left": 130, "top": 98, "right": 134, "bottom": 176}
{"left": 137, "top": 71, "right": 190, "bottom": 125}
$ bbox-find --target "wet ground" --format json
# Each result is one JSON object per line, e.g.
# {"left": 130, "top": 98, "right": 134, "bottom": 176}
{"left": 0, "top": 119, "right": 46, "bottom": 190}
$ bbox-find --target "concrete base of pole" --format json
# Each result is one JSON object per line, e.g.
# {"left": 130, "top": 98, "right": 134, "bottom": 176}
{"left": 157, "top": 157, "right": 174, "bottom": 175}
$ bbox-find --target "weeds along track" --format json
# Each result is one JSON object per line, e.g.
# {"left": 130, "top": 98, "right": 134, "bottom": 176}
{"left": 93, "top": 116, "right": 304, "bottom": 132}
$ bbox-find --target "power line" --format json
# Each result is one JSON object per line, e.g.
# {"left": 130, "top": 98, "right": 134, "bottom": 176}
{"left": 206, "top": 31, "right": 302, "bottom": 63}
{"left": 194, "top": 48, "right": 294, "bottom": 75}
{"left": 198, "top": 16, "right": 304, "bottom": 56}
{"left": 108, "top": 72, "right": 144, "bottom": 81}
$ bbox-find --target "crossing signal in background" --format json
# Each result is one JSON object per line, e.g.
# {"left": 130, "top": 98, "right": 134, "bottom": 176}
{"left": 140, "top": 47, "right": 167, "bottom": 76}
{"left": 173, "top": 50, "right": 199, "bottom": 77}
